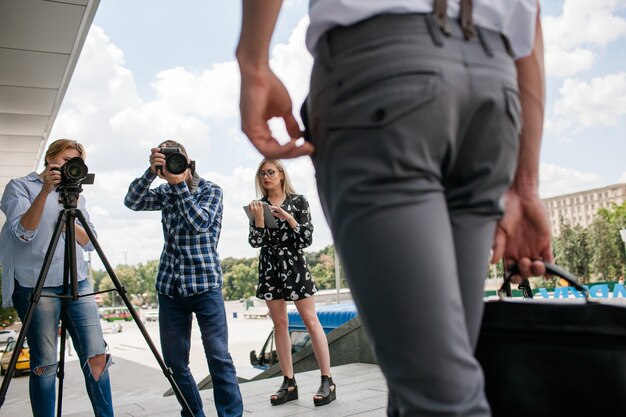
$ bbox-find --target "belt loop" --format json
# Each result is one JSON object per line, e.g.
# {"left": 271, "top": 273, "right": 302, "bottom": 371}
{"left": 475, "top": 27, "right": 494, "bottom": 58}
{"left": 425, "top": 14, "right": 445, "bottom": 47}
{"left": 459, "top": 0, "right": 476, "bottom": 39}
{"left": 317, "top": 31, "right": 334, "bottom": 72}
{"left": 433, "top": 0, "right": 451, "bottom": 36}
{"left": 500, "top": 34, "right": 515, "bottom": 58}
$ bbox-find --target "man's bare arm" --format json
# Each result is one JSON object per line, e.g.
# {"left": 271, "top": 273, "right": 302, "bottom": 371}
{"left": 492, "top": 6, "right": 553, "bottom": 279}
{"left": 236, "top": 0, "right": 313, "bottom": 159}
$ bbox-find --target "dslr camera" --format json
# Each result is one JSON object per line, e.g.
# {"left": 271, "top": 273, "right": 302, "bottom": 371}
{"left": 52, "top": 157, "right": 95, "bottom": 189}
{"left": 158, "top": 147, "right": 194, "bottom": 175}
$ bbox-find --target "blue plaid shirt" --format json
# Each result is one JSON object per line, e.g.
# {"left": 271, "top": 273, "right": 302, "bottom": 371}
{"left": 124, "top": 169, "right": 223, "bottom": 297}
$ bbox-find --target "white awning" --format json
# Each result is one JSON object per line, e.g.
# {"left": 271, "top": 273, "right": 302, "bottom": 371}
{"left": 0, "top": 0, "right": 100, "bottom": 229}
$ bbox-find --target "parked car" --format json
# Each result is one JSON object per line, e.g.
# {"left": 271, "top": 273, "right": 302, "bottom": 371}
{"left": 143, "top": 310, "right": 159, "bottom": 322}
{"left": 0, "top": 337, "right": 30, "bottom": 375}
{"left": 0, "top": 330, "right": 18, "bottom": 345}
{"left": 250, "top": 302, "right": 358, "bottom": 370}
{"left": 100, "top": 306, "right": 135, "bottom": 322}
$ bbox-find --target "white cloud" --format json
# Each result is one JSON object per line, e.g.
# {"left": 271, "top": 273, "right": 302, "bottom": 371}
{"left": 544, "top": 48, "right": 594, "bottom": 78}
{"left": 539, "top": 163, "right": 604, "bottom": 198}
{"left": 553, "top": 72, "right": 626, "bottom": 128}
{"left": 544, "top": 0, "right": 626, "bottom": 78}
{"left": 150, "top": 62, "right": 241, "bottom": 119}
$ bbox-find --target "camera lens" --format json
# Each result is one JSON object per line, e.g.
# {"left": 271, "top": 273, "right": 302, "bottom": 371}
{"left": 165, "top": 153, "right": 188, "bottom": 175}
{"left": 67, "top": 164, "right": 83, "bottom": 178}
{"left": 61, "top": 157, "right": 88, "bottom": 181}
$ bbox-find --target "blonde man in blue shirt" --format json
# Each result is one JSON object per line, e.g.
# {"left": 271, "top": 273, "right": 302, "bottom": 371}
{"left": 0, "top": 139, "right": 113, "bottom": 417}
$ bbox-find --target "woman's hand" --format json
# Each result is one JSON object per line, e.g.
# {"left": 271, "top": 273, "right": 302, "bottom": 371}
{"left": 270, "top": 205, "right": 298, "bottom": 228}
{"left": 249, "top": 200, "right": 266, "bottom": 227}
{"left": 42, "top": 164, "right": 62, "bottom": 194}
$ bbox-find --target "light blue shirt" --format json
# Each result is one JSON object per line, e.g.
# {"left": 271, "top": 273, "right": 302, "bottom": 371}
{"left": 0, "top": 172, "right": 95, "bottom": 307}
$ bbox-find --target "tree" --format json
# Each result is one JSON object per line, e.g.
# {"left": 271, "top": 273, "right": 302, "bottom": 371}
{"left": 222, "top": 260, "right": 258, "bottom": 300}
{"left": 98, "top": 264, "right": 144, "bottom": 306}
{"left": 589, "top": 207, "right": 624, "bottom": 280}
{"left": 553, "top": 221, "right": 591, "bottom": 282}
{"left": 136, "top": 260, "right": 159, "bottom": 303}
{"left": 92, "top": 269, "right": 108, "bottom": 292}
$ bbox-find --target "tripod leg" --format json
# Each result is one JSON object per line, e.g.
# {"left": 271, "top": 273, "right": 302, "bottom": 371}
{"left": 0, "top": 210, "right": 67, "bottom": 409}
{"left": 57, "top": 211, "right": 76, "bottom": 417}
{"left": 74, "top": 210, "right": 195, "bottom": 416}
{"left": 57, "top": 314, "right": 68, "bottom": 417}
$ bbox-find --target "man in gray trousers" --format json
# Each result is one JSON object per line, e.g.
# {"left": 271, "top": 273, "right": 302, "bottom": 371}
{"left": 237, "top": 1, "right": 552, "bottom": 416}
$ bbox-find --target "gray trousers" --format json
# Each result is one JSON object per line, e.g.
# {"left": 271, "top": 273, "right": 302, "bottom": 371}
{"left": 307, "top": 14, "right": 521, "bottom": 417}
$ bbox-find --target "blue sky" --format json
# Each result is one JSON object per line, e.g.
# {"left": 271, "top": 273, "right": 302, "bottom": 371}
{"left": 48, "top": 0, "right": 626, "bottom": 269}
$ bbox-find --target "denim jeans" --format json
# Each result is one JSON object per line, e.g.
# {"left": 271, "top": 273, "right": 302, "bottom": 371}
{"left": 158, "top": 287, "right": 243, "bottom": 417}
{"left": 13, "top": 279, "right": 114, "bottom": 417}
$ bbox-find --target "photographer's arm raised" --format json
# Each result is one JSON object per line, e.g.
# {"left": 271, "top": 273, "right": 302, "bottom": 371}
{"left": 124, "top": 169, "right": 164, "bottom": 211}
{"left": 18, "top": 166, "right": 60, "bottom": 232}
{"left": 172, "top": 182, "right": 221, "bottom": 234}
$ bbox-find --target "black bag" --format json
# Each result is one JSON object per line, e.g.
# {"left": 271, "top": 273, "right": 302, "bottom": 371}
{"left": 476, "top": 263, "right": 626, "bottom": 417}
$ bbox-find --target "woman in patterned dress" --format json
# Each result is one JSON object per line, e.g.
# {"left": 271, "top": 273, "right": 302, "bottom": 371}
{"left": 248, "top": 159, "right": 336, "bottom": 406}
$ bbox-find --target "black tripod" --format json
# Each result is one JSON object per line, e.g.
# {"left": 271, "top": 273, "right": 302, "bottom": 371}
{"left": 0, "top": 184, "right": 193, "bottom": 416}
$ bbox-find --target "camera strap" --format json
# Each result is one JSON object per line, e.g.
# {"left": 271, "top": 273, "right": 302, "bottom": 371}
{"left": 189, "top": 170, "right": 200, "bottom": 194}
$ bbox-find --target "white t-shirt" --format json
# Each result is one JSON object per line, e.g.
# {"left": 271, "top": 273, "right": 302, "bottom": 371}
{"left": 307, "top": 0, "right": 538, "bottom": 59}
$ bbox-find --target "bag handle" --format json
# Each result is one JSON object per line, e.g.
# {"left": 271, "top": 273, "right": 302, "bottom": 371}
{"left": 498, "top": 262, "right": 589, "bottom": 300}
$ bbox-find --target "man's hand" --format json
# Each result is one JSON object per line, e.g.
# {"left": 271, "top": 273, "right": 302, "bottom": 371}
{"left": 491, "top": 188, "right": 553, "bottom": 282}
{"left": 149, "top": 148, "right": 166, "bottom": 177}
{"left": 150, "top": 147, "right": 187, "bottom": 185}
{"left": 239, "top": 65, "right": 314, "bottom": 159}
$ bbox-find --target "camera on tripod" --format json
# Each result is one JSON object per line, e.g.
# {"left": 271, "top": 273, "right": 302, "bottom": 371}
{"left": 51, "top": 157, "right": 95, "bottom": 193}
{"left": 158, "top": 147, "right": 193, "bottom": 175}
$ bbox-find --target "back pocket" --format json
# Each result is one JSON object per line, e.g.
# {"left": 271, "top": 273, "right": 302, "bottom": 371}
{"left": 328, "top": 69, "right": 440, "bottom": 130}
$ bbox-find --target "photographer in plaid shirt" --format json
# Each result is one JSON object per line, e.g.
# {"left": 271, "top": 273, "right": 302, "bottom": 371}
{"left": 124, "top": 140, "right": 243, "bottom": 417}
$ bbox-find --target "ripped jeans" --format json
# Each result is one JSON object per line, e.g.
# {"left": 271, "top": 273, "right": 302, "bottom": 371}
{"left": 13, "top": 279, "right": 114, "bottom": 417}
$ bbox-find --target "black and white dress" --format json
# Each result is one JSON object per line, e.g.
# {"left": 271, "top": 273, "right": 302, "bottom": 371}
{"left": 249, "top": 194, "right": 317, "bottom": 301}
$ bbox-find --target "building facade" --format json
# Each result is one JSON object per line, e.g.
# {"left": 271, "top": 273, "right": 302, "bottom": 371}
{"left": 543, "top": 183, "right": 626, "bottom": 237}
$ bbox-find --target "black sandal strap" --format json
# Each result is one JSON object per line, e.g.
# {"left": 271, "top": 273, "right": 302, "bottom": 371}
{"left": 316, "top": 375, "right": 334, "bottom": 396}
{"left": 274, "top": 376, "right": 296, "bottom": 397}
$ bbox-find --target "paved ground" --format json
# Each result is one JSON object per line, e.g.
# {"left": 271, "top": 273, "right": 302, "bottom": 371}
{"left": 0, "top": 359, "right": 387, "bottom": 417}
{"left": 0, "top": 301, "right": 387, "bottom": 416}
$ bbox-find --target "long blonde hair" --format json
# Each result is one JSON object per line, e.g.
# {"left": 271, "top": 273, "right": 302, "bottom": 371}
{"left": 44, "top": 139, "right": 86, "bottom": 166}
{"left": 255, "top": 159, "right": 297, "bottom": 198}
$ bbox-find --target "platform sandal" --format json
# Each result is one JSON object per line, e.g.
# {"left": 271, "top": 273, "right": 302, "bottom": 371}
{"left": 313, "top": 375, "right": 336, "bottom": 406}
{"left": 270, "top": 376, "right": 298, "bottom": 405}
